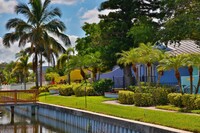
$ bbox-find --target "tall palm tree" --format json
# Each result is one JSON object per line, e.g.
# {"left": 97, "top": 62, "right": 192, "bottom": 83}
{"left": 158, "top": 54, "right": 184, "bottom": 94}
{"left": 12, "top": 55, "right": 32, "bottom": 90}
{"left": 57, "top": 47, "right": 75, "bottom": 84}
{"left": 3, "top": 0, "right": 70, "bottom": 89}
{"left": 25, "top": 46, "right": 59, "bottom": 86}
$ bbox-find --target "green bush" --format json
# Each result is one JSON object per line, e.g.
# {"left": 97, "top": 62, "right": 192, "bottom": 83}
{"left": 195, "top": 98, "right": 200, "bottom": 109}
{"left": 59, "top": 85, "right": 74, "bottom": 96}
{"left": 134, "top": 93, "right": 153, "bottom": 107}
{"left": 73, "top": 84, "right": 96, "bottom": 97}
{"left": 118, "top": 91, "right": 134, "bottom": 104}
{"left": 73, "top": 87, "right": 85, "bottom": 96}
{"left": 168, "top": 93, "right": 183, "bottom": 107}
{"left": 38, "top": 86, "right": 49, "bottom": 93}
{"left": 86, "top": 87, "right": 96, "bottom": 96}
{"left": 152, "top": 88, "right": 169, "bottom": 105}
{"left": 92, "top": 79, "right": 114, "bottom": 95}
{"left": 182, "top": 94, "right": 196, "bottom": 110}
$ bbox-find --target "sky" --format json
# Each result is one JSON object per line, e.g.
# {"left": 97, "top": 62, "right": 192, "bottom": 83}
{"left": 0, "top": 0, "right": 109, "bottom": 63}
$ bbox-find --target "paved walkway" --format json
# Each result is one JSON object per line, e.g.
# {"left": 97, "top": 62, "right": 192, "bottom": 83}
{"left": 103, "top": 100, "right": 200, "bottom": 115}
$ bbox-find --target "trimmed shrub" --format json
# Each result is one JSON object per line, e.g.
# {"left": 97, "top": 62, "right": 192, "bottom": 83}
{"left": 73, "top": 84, "right": 96, "bottom": 97}
{"left": 73, "top": 86, "right": 85, "bottom": 96}
{"left": 134, "top": 93, "right": 153, "bottom": 107}
{"left": 195, "top": 98, "right": 200, "bottom": 109}
{"left": 92, "top": 79, "right": 114, "bottom": 95}
{"left": 86, "top": 87, "right": 96, "bottom": 96}
{"left": 38, "top": 86, "right": 49, "bottom": 93}
{"left": 182, "top": 94, "right": 196, "bottom": 110}
{"left": 118, "top": 91, "right": 134, "bottom": 104}
{"left": 152, "top": 88, "right": 169, "bottom": 105}
{"left": 59, "top": 85, "right": 74, "bottom": 96}
{"left": 168, "top": 93, "right": 183, "bottom": 107}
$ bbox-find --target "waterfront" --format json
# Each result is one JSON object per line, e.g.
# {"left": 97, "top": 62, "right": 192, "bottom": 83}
{"left": 0, "top": 107, "right": 86, "bottom": 133}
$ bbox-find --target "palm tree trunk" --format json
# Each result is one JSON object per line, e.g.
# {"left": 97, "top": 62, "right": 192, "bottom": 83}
{"left": 68, "top": 73, "right": 71, "bottom": 85}
{"left": 157, "top": 71, "right": 163, "bottom": 87}
{"left": 147, "top": 63, "right": 151, "bottom": 87}
{"left": 35, "top": 53, "right": 39, "bottom": 89}
{"left": 98, "top": 70, "right": 101, "bottom": 80}
{"left": 132, "top": 64, "right": 140, "bottom": 90}
{"left": 40, "top": 54, "right": 43, "bottom": 87}
{"left": 24, "top": 74, "right": 26, "bottom": 90}
{"left": 80, "top": 68, "right": 86, "bottom": 80}
{"left": 124, "top": 65, "right": 133, "bottom": 88}
{"left": 196, "top": 78, "right": 200, "bottom": 94}
{"left": 188, "top": 66, "right": 193, "bottom": 94}
{"left": 175, "top": 70, "right": 183, "bottom": 94}
{"left": 92, "top": 67, "right": 97, "bottom": 82}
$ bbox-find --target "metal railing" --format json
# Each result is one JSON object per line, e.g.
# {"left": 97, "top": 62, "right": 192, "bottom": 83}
{"left": 0, "top": 90, "right": 38, "bottom": 104}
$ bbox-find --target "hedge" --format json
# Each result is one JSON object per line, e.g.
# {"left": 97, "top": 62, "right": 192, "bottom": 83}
{"left": 59, "top": 85, "right": 74, "bottom": 96}
{"left": 73, "top": 84, "right": 96, "bottom": 97}
{"left": 92, "top": 79, "right": 113, "bottom": 95}
{"left": 181, "top": 94, "right": 196, "bottom": 110}
{"left": 134, "top": 93, "right": 153, "bottom": 107}
{"left": 168, "top": 93, "right": 183, "bottom": 107}
{"left": 152, "top": 88, "right": 169, "bottom": 105}
{"left": 118, "top": 91, "right": 134, "bottom": 104}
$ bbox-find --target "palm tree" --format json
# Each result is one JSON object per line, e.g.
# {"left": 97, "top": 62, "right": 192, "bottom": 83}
{"left": 155, "top": 52, "right": 165, "bottom": 86}
{"left": 188, "top": 53, "right": 200, "bottom": 94}
{"left": 84, "top": 51, "right": 102, "bottom": 82}
{"left": 117, "top": 48, "right": 140, "bottom": 88}
{"left": 57, "top": 47, "right": 75, "bottom": 84}
{"left": 3, "top": 0, "right": 70, "bottom": 89}
{"left": 66, "top": 55, "right": 88, "bottom": 81}
{"left": 12, "top": 55, "right": 32, "bottom": 90}
{"left": 158, "top": 54, "right": 184, "bottom": 94}
{"left": 182, "top": 54, "right": 195, "bottom": 94}
{"left": 137, "top": 43, "right": 163, "bottom": 86}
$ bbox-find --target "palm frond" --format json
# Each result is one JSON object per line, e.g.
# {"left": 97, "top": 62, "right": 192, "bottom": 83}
{"left": 3, "top": 32, "right": 20, "bottom": 47}
{"left": 15, "top": 3, "right": 34, "bottom": 20}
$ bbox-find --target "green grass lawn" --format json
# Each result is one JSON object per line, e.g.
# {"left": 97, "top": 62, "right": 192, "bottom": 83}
{"left": 156, "top": 105, "right": 181, "bottom": 111}
{"left": 39, "top": 93, "right": 200, "bottom": 132}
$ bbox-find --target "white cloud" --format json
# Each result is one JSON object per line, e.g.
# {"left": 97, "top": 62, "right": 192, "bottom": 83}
{"left": 0, "top": 0, "right": 17, "bottom": 14}
{"left": 0, "top": 34, "right": 78, "bottom": 64}
{"left": 68, "top": 35, "right": 78, "bottom": 47}
{"left": 0, "top": 37, "right": 23, "bottom": 63}
{"left": 51, "top": 0, "right": 84, "bottom": 5}
{"left": 81, "top": 7, "right": 113, "bottom": 24}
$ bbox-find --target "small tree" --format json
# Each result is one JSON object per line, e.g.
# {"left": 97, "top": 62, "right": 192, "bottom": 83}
{"left": 57, "top": 47, "right": 75, "bottom": 85}
{"left": 137, "top": 43, "right": 163, "bottom": 86}
{"left": 158, "top": 54, "right": 184, "bottom": 94}
{"left": 12, "top": 55, "right": 32, "bottom": 90}
{"left": 117, "top": 48, "right": 140, "bottom": 88}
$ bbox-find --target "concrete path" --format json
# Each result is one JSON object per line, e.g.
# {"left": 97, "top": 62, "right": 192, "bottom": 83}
{"left": 103, "top": 100, "right": 200, "bottom": 115}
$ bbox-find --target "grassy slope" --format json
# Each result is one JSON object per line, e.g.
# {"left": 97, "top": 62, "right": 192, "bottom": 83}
{"left": 39, "top": 94, "right": 200, "bottom": 132}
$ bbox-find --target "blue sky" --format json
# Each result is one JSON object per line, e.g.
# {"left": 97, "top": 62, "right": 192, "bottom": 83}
{"left": 0, "top": 0, "right": 109, "bottom": 63}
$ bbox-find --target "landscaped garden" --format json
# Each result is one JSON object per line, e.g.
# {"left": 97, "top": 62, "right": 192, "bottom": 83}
{"left": 36, "top": 80, "right": 200, "bottom": 132}
{"left": 0, "top": 0, "right": 200, "bottom": 132}
{"left": 38, "top": 92, "right": 200, "bottom": 132}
